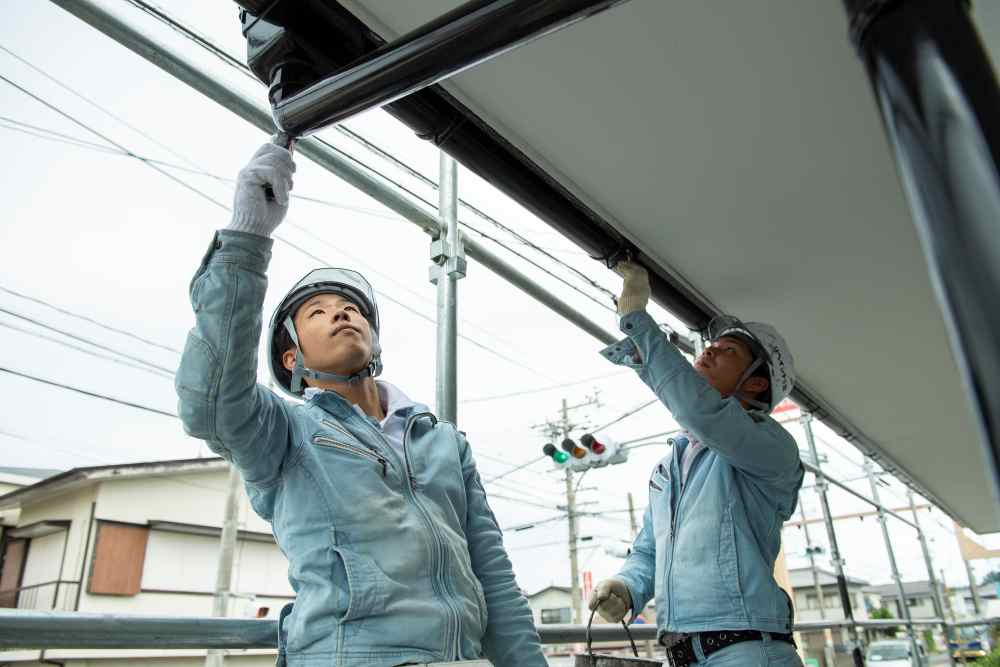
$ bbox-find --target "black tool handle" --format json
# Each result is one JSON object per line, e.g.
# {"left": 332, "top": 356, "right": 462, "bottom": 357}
{"left": 263, "top": 131, "right": 294, "bottom": 202}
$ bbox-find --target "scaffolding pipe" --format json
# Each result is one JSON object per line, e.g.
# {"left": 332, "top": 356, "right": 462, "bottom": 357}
{"left": 434, "top": 152, "right": 462, "bottom": 423}
{"left": 48, "top": 0, "right": 618, "bottom": 349}
{"left": 4, "top": 610, "right": 988, "bottom": 649}
{"left": 803, "top": 413, "right": 865, "bottom": 667}
{"left": 866, "top": 458, "right": 922, "bottom": 665}
{"left": 908, "top": 488, "right": 958, "bottom": 667}
{"left": 267, "top": 0, "right": 631, "bottom": 136}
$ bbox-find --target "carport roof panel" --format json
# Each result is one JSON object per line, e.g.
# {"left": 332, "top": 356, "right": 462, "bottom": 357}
{"left": 337, "top": 0, "right": 1000, "bottom": 532}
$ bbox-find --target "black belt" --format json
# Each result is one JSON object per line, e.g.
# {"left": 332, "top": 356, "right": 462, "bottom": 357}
{"left": 664, "top": 629, "right": 796, "bottom": 666}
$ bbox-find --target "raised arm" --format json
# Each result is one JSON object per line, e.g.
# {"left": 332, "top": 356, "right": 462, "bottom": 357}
{"left": 174, "top": 143, "right": 297, "bottom": 486}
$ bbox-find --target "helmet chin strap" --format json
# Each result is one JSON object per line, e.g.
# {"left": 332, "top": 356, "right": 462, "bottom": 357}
{"left": 283, "top": 316, "right": 382, "bottom": 394}
{"left": 730, "top": 356, "right": 770, "bottom": 412}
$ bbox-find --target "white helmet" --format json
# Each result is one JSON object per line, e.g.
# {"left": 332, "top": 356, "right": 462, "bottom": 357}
{"left": 706, "top": 315, "right": 795, "bottom": 412}
{"left": 267, "top": 268, "right": 382, "bottom": 399}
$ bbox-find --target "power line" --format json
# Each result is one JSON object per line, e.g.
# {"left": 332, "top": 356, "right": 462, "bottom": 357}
{"left": 483, "top": 490, "right": 559, "bottom": 512}
{"left": 0, "top": 114, "right": 440, "bottom": 224}
{"left": 461, "top": 371, "right": 629, "bottom": 404}
{"left": 0, "top": 366, "right": 178, "bottom": 418}
{"left": 0, "top": 306, "right": 176, "bottom": 375}
{"left": 0, "top": 112, "right": 548, "bottom": 376}
{"left": 0, "top": 319, "right": 173, "bottom": 380}
{"left": 0, "top": 71, "right": 552, "bottom": 382}
{"left": 590, "top": 399, "right": 658, "bottom": 433}
{"left": 336, "top": 123, "right": 617, "bottom": 301}
{"left": 0, "top": 285, "right": 181, "bottom": 354}
{"left": 484, "top": 455, "right": 547, "bottom": 484}
{"left": 109, "top": 4, "right": 618, "bottom": 314}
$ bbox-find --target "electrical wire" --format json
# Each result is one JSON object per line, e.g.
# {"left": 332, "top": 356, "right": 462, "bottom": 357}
{"left": 0, "top": 284, "right": 181, "bottom": 354}
{"left": 0, "top": 319, "right": 173, "bottom": 380}
{"left": 0, "top": 307, "right": 176, "bottom": 376}
{"left": 461, "top": 371, "right": 629, "bottom": 404}
{"left": 0, "top": 366, "right": 178, "bottom": 418}
{"left": 0, "top": 72, "right": 555, "bottom": 382}
{"left": 484, "top": 455, "right": 547, "bottom": 484}
{"left": 590, "top": 399, "right": 658, "bottom": 433}
{"left": 107, "top": 5, "right": 620, "bottom": 313}
{"left": 335, "top": 124, "right": 617, "bottom": 301}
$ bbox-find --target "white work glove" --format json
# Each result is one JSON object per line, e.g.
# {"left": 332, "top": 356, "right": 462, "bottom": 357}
{"left": 614, "top": 260, "right": 650, "bottom": 315}
{"left": 226, "top": 142, "right": 296, "bottom": 237}
{"left": 588, "top": 578, "right": 633, "bottom": 623}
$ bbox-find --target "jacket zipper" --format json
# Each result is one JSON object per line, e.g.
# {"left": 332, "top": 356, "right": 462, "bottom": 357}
{"left": 356, "top": 412, "right": 461, "bottom": 660}
{"left": 666, "top": 444, "right": 709, "bottom": 625}
{"left": 321, "top": 419, "right": 360, "bottom": 442}
{"left": 312, "top": 436, "right": 388, "bottom": 477}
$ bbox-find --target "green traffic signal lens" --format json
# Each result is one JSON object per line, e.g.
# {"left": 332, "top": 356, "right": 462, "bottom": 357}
{"left": 554, "top": 451, "right": 569, "bottom": 464}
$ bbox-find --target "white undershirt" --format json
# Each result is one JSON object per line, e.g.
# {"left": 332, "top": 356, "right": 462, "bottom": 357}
{"left": 679, "top": 437, "right": 706, "bottom": 485}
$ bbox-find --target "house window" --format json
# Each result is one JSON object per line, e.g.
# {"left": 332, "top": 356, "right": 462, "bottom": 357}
{"left": 88, "top": 522, "right": 149, "bottom": 596}
{"left": 0, "top": 539, "right": 28, "bottom": 607}
{"left": 541, "top": 607, "right": 572, "bottom": 624}
{"left": 907, "top": 597, "right": 921, "bottom": 607}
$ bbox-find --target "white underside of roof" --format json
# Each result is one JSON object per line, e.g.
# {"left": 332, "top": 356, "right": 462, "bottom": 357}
{"left": 341, "top": 0, "right": 1000, "bottom": 531}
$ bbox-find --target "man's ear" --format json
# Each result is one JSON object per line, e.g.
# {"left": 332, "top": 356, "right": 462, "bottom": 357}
{"left": 744, "top": 376, "right": 769, "bottom": 395}
{"left": 282, "top": 347, "right": 298, "bottom": 372}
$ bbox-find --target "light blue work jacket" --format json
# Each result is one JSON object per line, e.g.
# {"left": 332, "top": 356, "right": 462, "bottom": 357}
{"left": 175, "top": 231, "right": 545, "bottom": 667}
{"left": 602, "top": 311, "right": 803, "bottom": 639}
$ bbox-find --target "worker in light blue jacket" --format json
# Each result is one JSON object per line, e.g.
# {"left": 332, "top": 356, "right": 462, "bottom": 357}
{"left": 175, "top": 142, "right": 546, "bottom": 667}
{"left": 589, "top": 262, "right": 804, "bottom": 667}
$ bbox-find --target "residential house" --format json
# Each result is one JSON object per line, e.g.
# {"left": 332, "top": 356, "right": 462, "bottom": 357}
{"left": 0, "top": 457, "right": 291, "bottom": 665}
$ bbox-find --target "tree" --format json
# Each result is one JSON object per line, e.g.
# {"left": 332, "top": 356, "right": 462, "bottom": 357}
{"left": 870, "top": 607, "right": 900, "bottom": 638}
{"left": 981, "top": 570, "right": 1000, "bottom": 585}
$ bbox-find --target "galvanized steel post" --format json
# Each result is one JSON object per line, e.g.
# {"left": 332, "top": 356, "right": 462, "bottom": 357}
{"left": 908, "top": 488, "right": 957, "bottom": 666}
{"left": 865, "top": 458, "right": 922, "bottom": 665}
{"left": 431, "top": 152, "right": 464, "bottom": 423}
{"left": 802, "top": 412, "right": 865, "bottom": 667}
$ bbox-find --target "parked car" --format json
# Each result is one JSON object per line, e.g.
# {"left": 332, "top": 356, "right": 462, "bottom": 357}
{"left": 866, "top": 639, "right": 925, "bottom": 666}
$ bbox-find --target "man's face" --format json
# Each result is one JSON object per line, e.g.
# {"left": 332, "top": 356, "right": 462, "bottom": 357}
{"left": 281, "top": 292, "right": 374, "bottom": 380}
{"left": 694, "top": 335, "right": 761, "bottom": 398}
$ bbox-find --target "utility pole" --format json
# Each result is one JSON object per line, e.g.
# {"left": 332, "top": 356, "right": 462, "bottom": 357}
{"left": 561, "top": 398, "right": 582, "bottom": 625}
{"left": 538, "top": 396, "right": 599, "bottom": 624}
{"left": 627, "top": 492, "right": 638, "bottom": 538}
{"left": 206, "top": 464, "right": 242, "bottom": 667}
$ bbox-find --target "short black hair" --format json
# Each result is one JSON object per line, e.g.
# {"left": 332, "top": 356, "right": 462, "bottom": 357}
{"left": 273, "top": 320, "right": 296, "bottom": 389}
{"left": 749, "top": 359, "right": 772, "bottom": 408}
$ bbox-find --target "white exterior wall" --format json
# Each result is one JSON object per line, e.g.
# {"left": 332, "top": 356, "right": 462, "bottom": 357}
{"left": 94, "top": 468, "right": 273, "bottom": 535}
{"left": 14, "top": 486, "right": 97, "bottom": 612}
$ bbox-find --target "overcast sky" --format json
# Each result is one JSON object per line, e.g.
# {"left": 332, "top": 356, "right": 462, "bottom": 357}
{"left": 1, "top": 0, "right": 999, "bottom": 601}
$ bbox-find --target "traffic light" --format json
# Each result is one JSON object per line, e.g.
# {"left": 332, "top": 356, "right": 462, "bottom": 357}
{"left": 562, "top": 438, "right": 588, "bottom": 459}
{"left": 542, "top": 443, "right": 569, "bottom": 465}
{"left": 543, "top": 433, "right": 628, "bottom": 471}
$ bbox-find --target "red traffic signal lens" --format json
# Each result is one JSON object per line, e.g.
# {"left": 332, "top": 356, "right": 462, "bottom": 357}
{"left": 591, "top": 442, "right": 606, "bottom": 455}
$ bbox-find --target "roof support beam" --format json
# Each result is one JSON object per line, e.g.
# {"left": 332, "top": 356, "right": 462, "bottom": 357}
{"left": 258, "top": 0, "right": 632, "bottom": 136}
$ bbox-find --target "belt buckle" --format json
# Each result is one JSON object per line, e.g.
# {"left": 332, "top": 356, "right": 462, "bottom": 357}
{"left": 661, "top": 633, "right": 690, "bottom": 667}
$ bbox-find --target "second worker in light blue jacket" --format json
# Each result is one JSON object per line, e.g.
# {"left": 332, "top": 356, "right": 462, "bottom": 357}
{"left": 175, "top": 143, "right": 546, "bottom": 667}
{"left": 588, "top": 262, "right": 804, "bottom": 667}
